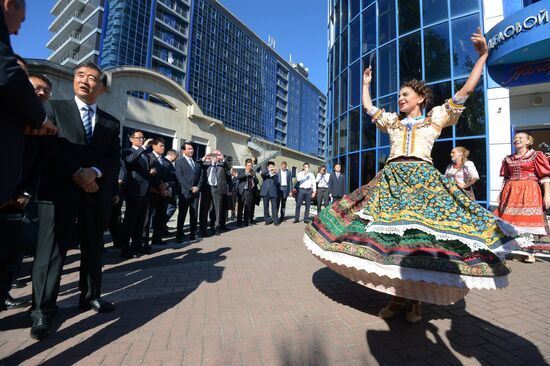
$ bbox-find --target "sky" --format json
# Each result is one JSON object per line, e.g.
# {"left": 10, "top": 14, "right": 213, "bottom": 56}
{"left": 12, "top": 0, "right": 328, "bottom": 92}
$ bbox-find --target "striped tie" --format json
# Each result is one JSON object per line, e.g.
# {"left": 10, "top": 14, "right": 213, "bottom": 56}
{"left": 82, "top": 106, "right": 93, "bottom": 144}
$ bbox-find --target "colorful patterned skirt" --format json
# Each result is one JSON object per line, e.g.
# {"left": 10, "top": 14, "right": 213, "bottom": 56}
{"left": 304, "top": 161, "right": 517, "bottom": 305}
{"left": 494, "top": 179, "right": 550, "bottom": 255}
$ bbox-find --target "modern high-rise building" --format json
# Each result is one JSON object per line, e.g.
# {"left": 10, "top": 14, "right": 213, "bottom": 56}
{"left": 327, "top": 0, "right": 550, "bottom": 206}
{"left": 46, "top": 0, "right": 326, "bottom": 157}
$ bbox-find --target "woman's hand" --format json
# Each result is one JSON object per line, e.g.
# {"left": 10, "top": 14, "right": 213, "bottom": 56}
{"left": 471, "top": 27, "right": 488, "bottom": 57}
{"left": 363, "top": 66, "right": 372, "bottom": 86}
{"left": 544, "top": 195, "right": 550, "bottom": 210}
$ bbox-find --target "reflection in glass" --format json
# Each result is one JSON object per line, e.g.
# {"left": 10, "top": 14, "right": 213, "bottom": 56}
{"left": 362, "top": 5, "right": 376, "bottom": 55}
{"left": 398, "top": 0, "right": 420, "bottom": 35}
{"left": 362, "top": 110, "right": 376, "bottom": 149}
{"left": 342, "top": 0, "right": 348, "bottom": 27}
{"left": 361, "top": 150, "right": 376, "bottom": 185}
{"left": 378, "top": 147, "right": 390, "bottom": 170}
{"left": 432, "top": 140, "right": 454, "bottom": 175}
{"left": 338, "top": 155, "right": 348, "bottom": 188}
{"left": 450, "top": 0, "right": 478, "bottom": 17}
{"left": 342, "top": 28, "right": 348, "bottom": 69}
{"left": 362, "top": 51, "right": 376, "bottom": 99}
{"left": 423, "top": 0, "right": 448, "bottom": 25}
{"left": 429, "top": 81, "right": 452, "bottom": 138}
{"left": 458, "top": 138, "right": 486, "bottom": 201}
{"left": 350, "top": 0, "right": 360, "bottom": 20}
{"left": 378, "top": 0, "right": 396, "bottom": 44}
{"left": 350, "top": 61, "right": 361, "bottom": 108}
{"left": 378, "top": 41, "right": 397, "bottom": 96}
{"left": 377, "top": 94, "right": 397, "bottom": 146}
{"left": 424, "top": 22, "right": 450, "bottom": 82}
{"left": 335, "top": 0, "right": 340, "bottom": 35}
{"left": 349, "top": 108, "right": 360, "bottom": 152}
{"left": 332, "top": 119, "right": 339, "bottom": 156}
{"left": 333, "top": 77, "right": 339, "bottom": 118}
{"left": 349, "top": 153, "right": 360, "bottom": 191}
{"left": 399, "top": 32, "right": 421, "bottom": 83}
{"left": 339, "top": 114, "right": 348, "bottom": 155}
{"left": 451, "top": 14, "right": 479, "bottom": 77}
{"left": 455, "top": 76, "right": 485, "bottom": 137}
{"left": 350, "top": 18, "right": 361, "bottom": 62}
{"left": 334, "top": 38, "right": 340, "bottom": 77}
{"left": 363, "top": 0, "right": 375, "bottom": 9}
{"left": 340, "top": 70, "right": 348, "bottom": 114}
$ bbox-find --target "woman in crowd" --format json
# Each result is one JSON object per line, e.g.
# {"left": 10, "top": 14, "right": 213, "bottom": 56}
{"left": 494, "top": 132, "right": 550, "bottom": 263}
{"left": 304, "top": 28, "right": 516, "bottom": 323}
{"left": 445, "top": 146, "right": 479, "bottom": 200}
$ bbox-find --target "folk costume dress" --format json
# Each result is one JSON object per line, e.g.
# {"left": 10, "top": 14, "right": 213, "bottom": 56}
{"left": 304, "top": 97, "right": 517, "bottom": 305}
{"left": 494, "top": 149, "right": 550, "bottom": 256}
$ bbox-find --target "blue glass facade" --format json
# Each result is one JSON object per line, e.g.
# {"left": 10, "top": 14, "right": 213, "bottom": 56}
{"left": 328, "top": 0, "right": 489, "bottom": 202}
{"left": 188, "top": 0, "right": 326, "bottom": 156}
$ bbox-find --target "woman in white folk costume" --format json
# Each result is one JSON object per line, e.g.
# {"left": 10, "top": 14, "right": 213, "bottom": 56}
{"left": 304, "top": 28, "right": 517, "bottom": 323}
{"left": 445, "top": 146, "right": 480, "bottom": 201}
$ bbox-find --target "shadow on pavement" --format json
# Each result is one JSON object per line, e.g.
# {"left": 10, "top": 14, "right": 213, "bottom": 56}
{"left": 312, "top": 267, "right": 547, "bottom": 366}
{"left": 2, "top": 246, "right": 230, "bottom": 365}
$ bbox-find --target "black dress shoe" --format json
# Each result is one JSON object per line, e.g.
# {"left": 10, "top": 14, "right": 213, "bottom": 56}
{"left": 30, "top": 317, "right": 52, "bottom": 340}
{"left": 140, "top": 245, "right": 152, "bottom": 254}
{"left": 151, "top": 238, "right": 166, "bottom": 245}
{"left": 175, "top": 234, "right": 185, "bottom": 242}
{"left": 189, "top": 234, "right": 196, "bottom": 241}
{"left": 265, "top": 220, "right": 273, "bottom": 225}
{"left": 5, "top": 295, "right": 31, "bottom": 309}
{"left": 274, "top": 221, "right": 281, "bottom": 226}
{"left": 120, "top": 250, "right": 134, "bottom": 259}
{"left": 11, "top": 279, "right": 25, "bottom": 289}
{"left": 214, "top": 228, "right": 221, "bottom": 236}
{"left": 80, "top": 298, "right": 116, "bottom": 313}
{"left": 293, "top": 219, "right": 300, "bottom": 223}
{"left": 304, "top": 220, "right": 311, "bottom": 224}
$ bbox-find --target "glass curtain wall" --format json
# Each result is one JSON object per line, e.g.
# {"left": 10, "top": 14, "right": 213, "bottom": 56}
{"left": 327, "top": 0, "right": 488, "bottom": 203}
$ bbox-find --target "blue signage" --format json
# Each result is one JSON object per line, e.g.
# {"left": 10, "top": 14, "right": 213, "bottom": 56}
{"left": 486, "top": 0, "right": 550, "bottom": 86}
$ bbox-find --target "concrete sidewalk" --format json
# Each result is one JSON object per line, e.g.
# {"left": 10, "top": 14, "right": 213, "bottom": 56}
{"left": 2, "top": 200, "right": 550, "bottom": 365}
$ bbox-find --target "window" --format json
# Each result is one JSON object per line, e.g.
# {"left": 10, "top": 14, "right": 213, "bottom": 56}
{"left": 399, "top": 31, "right": 421, "bottom": 83}
{"left": 424, "top": 22, "right": 450, "bottom": 82}
{"left": 362, "top": 5, "right": 376, "bottom": 54}
{"left": 429, "top": 81, "right": 452, "bottom": 138}
{"left": 361, "top": 150, "right": 376, "bottom": 185}
{"left": 398, "top": 0, "right": 420, "bottom": 35}
{"left": 423, "top": 0, "right": 448, "bottom": 25}
{"left": 362, "top": 51, "right": 377, "bottom": 99}
{"left": 340, "top": 69, "right": 348, "bottom": 114}
{"left": 349, "top": 61, "right": 361, "bottom": 107}
{"left": 378, "top": 0, "right": 396, "bottom": 44}
{"left": 349, "top": 108, "right": 360, "bottom": 152}
{"left": 458, "top": 138, "right": 487, "bottom": 201}
{"left": 341, "top": 28, "right": 348, "bottom": 68}
{"left": 362, "top": 110, "right": 376, "bottom": 149}
{"left": 348, "top": 153, "right": 360, "bottom": 191}
{"left": 451, "top": 14, "right": 480, "bottom": 77}
{"left": 339, "top": 114, "right": 348, "bottom": 156}
{"left": 454, "top": 76, "right": 485, "bottom": 137}
{"left": 450, "top": 0, "right": 478, "bottom": 17}
{"left": 378, "top": 41, "right": 397, "bottom": 96}
{"left": 350, "top": 18, "right": 360, "bottom": 62}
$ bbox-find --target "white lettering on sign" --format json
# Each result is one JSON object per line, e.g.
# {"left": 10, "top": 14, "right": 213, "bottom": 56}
{"left": 488, "top": 9, "right": 548, "bottom": 50}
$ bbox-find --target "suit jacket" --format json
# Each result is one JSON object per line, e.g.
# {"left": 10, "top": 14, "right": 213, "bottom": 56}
{"left": 237, "top": 171, "right": 259, "bottom": 196}
{"left": 278, "top": 169, "right": 292, "bottom": 198}
{"left": 200, "top": 160, "right": 231, "bottom": 194}
{"left": 328, "top": 172, "right": 346, "bottom": 198}
{"left": 0, "top": 15, "right": 46, "bottom": 203}
{"left": 37, "top": 99, "right": 120, "bottom": 225}
{"left": 260, "top": 170, "right": 280, "bottom": 198}
{"left": 175, "top": 156, "right": 202, "bottom": 199}
{"left": 122, "top": 146, "right": 151, "bottom": 197}
{"left": 148, "top": 152, "right": 171, "bottom": 190}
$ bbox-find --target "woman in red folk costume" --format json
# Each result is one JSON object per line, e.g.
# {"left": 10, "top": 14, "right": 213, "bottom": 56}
{"left": 494, "top": 132, "right": 550, "bottom": 263}
{"left": 304, "top": 28, "right": 518, "bottom": 323}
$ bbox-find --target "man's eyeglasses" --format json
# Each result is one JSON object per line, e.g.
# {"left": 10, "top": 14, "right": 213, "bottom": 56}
{"left": 34, "top": 87, "right": 52, "bottom": 96}
{"left": 132, "top": 136, "right": 145, "bottom": 140}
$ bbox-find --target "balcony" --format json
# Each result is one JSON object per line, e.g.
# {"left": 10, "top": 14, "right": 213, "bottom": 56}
{"left": 154, "top": 31, "right": 187, "bottom": 54}
{"left": 152, "top": 51, "right": 185, "bottom": 69}
{"left": 49, "top": 0, "right": 87, "bottom": 32}
{"left": 49, "top": 31, "right": 82, "bottom": 58}
{"left": 157, "top": 0, "right": 190, "bottom": 21}
{"left": 156, "top": 13, "right": 188, "bottom": 35}
{"left": 60, "top": 51, "right": 80, "bottom": 66}
{"left": 51, "top": 0, "right": 72, "bottom": 16}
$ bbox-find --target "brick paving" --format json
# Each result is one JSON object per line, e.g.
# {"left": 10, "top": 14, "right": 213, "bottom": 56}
{"left": 2, "top": 201, "right": 550, "bottom": 365}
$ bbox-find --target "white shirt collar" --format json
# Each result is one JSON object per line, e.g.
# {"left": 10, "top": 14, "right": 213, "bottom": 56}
{"left": 74, "top": 96, "right": 97, "bottom": 113}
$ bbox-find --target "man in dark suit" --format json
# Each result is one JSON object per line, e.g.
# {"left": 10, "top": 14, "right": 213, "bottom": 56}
{"left": 144, "top": 138, "right": 171, "bottom": 246}
{"left": 175, "top": 142, "right": 202, "bottom": 242}
{"left": 328, "top": 163, "right": 347, "bottom": 202}
{"left": 164, "top": 148, "right": 179, "bottom": 229}
{"left": 260, "top": 161, "right": 280, "bottom": 226}
{"left": 199, "top": 149, "right": 231, "bottom": 236}
{"left": 0, "top": 0, "right": 56, "bottom": 209}
{"left": 30, "top": 63, "right": 121, "bottom": 340}
{"left": 119, "top": 131, "right": 154, "bottom": 257}
{"left": 277, "top": 161, "right": 292, "bottom": 222}
{"left": 236, "top": 159, "right": 258, "bottom": 226}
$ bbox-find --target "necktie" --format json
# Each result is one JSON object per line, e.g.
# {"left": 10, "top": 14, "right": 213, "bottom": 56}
{"left": 188, "top": 158, "right": 195, "bottom": 169}
{"left": 208, "top": 165, "right": 218, "bottom": 186}
{"left": 247, "top": 175, "right": 253, "bottom": 190}
{"left": 82, "top": 106, "right": 93, "bottom": 144}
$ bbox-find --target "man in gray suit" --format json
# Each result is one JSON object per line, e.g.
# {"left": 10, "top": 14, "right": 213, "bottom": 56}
{"left": 328, "top": 163, "right": 347, "bottom": 202}
{"left": 199, "top": 149, "right": 231, "bottom": 236}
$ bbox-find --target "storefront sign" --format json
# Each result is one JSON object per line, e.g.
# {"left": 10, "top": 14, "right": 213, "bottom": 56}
{"left": 488, "top": 9, "right": 548, "bottom": 50}
{"left": 489, "top": 58, "right": 550, "bottom": 87}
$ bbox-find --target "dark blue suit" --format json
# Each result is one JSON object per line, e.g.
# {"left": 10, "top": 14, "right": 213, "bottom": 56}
{"left": 328, "top": 172, "right": 346, "bottom": 200}
{"left": 260, "top": 170, "right": 280, "bottom": 224}
{"left": 120, "top": 146, "right": 151, "bottom": 253}
{"left": 175, "top": 156, "right": 202, "bottom": 239}
{"left": 144, "top": 152, "right": 171, "bottom": 244}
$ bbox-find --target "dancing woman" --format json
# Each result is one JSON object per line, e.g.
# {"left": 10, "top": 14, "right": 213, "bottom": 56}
{"left": 494, "top": 132, "right": 550, "bottom": 263}
{"left": 304, "top": 28, "right": 516, "bottom": 323}
{"left": 445, "top": 146, "right": 479, "bottom": 201}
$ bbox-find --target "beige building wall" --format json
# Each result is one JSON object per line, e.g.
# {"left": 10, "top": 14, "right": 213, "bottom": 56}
{"left": 28, "top": 61, "right": 325, "bottom": 172}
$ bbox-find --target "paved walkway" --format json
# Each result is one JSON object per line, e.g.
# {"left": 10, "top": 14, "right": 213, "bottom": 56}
{"left": 2, "top": 201, "right": 550, "bottom": 365}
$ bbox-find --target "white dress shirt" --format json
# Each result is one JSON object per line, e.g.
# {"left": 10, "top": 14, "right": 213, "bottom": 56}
{"left": 316, "top": 173, "right": 330, "bottom": 188}
{"left": 279, "top": 169, "right": 288, "bottom": 186}
{"left": 75, "top": 96, "right": 101, "bottom": 177}
{"left": 297, "top": 171, "right": 317, "bottom": 192}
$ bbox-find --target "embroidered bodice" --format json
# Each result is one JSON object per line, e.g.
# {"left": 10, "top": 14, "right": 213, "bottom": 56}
{"left": 371, "top": 99, "right": 464, "bottom": 163}
{"left": 500, "top": 149, "right": 550, "bottom": 183}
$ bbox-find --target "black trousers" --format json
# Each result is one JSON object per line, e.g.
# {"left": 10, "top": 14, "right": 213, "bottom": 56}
{"left": 295, "top": 188, "right": 312, "bottom": 221}
{"left": 0, "top": 210, "right": 25, "bottom": 304}
{"left": 316, "top": 187, "right": 330, "bottom": 212}
{"left": 237, "top": 190, "right": 255, "bottom": 224}
{"left": 278, "top": 187, "right": 289, "bottom": 220}
{"left": 108, "top": 197, "right": 123, "bottom": 248}
{"left": 144, "top": 193, "right": 168, "bottom": 243}
{"left": 262, "top": 195, "right": 279, "bottom": 224}
{"left": 120, "top": 195, "right": 149, "bottom": 252}
{"left": 200, "top": 188, "right": 226, "bottom": 232}
{"left": 176, "top": 193, "right": 199, "bottom": 237}
{"left": 32, "top": 194, "right": 104, "bottom": 320}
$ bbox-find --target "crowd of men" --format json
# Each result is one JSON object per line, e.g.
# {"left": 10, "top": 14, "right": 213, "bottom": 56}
{"left": 0, "top": 0, "right": 347, "bottom": 342}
